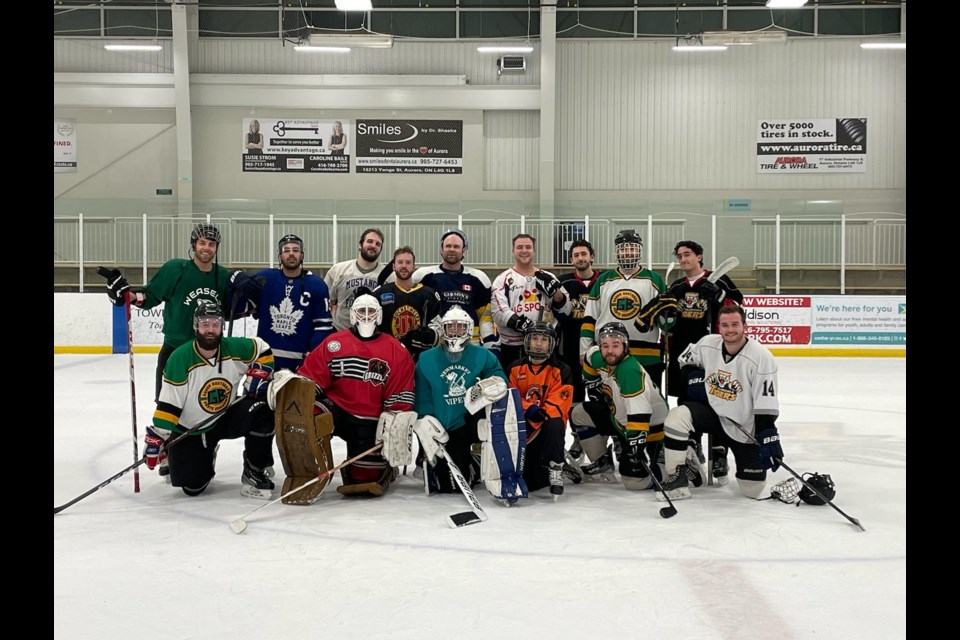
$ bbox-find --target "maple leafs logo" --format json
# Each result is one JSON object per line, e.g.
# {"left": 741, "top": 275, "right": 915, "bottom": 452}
{"left": 269, "top": 297, "right": 304, "bottom": 336}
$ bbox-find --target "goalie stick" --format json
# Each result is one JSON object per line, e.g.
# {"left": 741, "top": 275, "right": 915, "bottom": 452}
{"left": 230, "top": 442, "right": 384, "bottom": 534}
{"left": 733, "top": 424, "right": 865, "bottom": 532}
{"left": 53, "top": 411, "right": 222, "bottom": 515}
{"left": 435, "top": 443, "right": 488, "bottom": 528}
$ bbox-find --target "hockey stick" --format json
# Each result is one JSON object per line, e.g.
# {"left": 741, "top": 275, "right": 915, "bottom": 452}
{"left": 53, "top": 411, "right": 222, "bottom": 515}
{"left": 435, "top": 443, "right": 488, "bottom": 528}
{"left": 97, "top": 266, "right": 141, "bottom": 493}
{"left": 229, "top": 442, "right": 384, "bottom": 534}
{"left": 708, "top": 256, "right": 739, "bottom": 285}
{"left": 665, "top": 260, "right": 677, "bottom": 284}
{"left": 733, "top": 424, "right": 865, "bottom": 532}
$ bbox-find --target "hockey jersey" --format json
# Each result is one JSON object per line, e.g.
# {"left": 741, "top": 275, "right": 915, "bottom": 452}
{"left": 677, "top": 334, "right": 779, "bottom": 444}
{"left": 556, "top": 270, "right": 603, "bottom": 360}
{"left": 665, "top": 270, "right": 743, "bottom": 356}
{"left": 412, "top": 264, "right": 497, "bottom": 348}
{"left": 324, "top": 259, "right": 387, "bottom": 331}
{"left": 251, "top": 268, "right": 333, "bottom": 370}
{"left": 490, "top": 267, "right": 571, "bottom": 346}
{"left": 153, "top": 336, "right": 273, "bottom": 437}
{"left": 140, "top": 259, "right": 233, "bottom": 348}
{"left": 582, "top": 347, "right": 667, "bottom": 442}
{"left": 298, "top": 329, "right": 415, "bottom": 422}
{"left": 373, "top": 282, "right": 442, "bottom": 340}
{"left": 507, "top": 356, "right": 574, "bottom": 430}
{"left": 580, "top": 268, "right": 666, "bottom": 368}
{"left": 414, "top": 343, "right": 507, "bottom": 432}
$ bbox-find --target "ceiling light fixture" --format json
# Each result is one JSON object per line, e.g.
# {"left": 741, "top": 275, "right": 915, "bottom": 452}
{"left": 766, "top": 0, "right": 808, "bottom": 8}
{"left": 477, "top": 45, "right": 535, "bottom": 53}
{"left": 860, "top": 42, "right": 906, "bottom": 50}
{"left": 308, "top": 33, "right": 393, "bottom": 48}
{"left": 702, "top": 30, "right": 787, "bottom": 46}
{"left": 294, "top": 45, "right": 351, "bottom": 53}
{"left": 104, "top": 43, "right": 163, "bottom": 52}
{"left": 334, "top": 0, "right": 373, "bottom": 11}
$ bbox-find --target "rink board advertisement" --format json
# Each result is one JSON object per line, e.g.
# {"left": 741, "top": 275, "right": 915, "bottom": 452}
{"left": 125, "top": 304, "right": 258, "bottom": 347}
{"left": 55, "top": 118, "right": 77, "bottom": 172}
{"left": 242, "top": 118, "right": 351, "bottom": 173}
{"left": 741, "top": 295, "right": 905, "bottom": 346}
{"left": 757, "top": 118, "right": 867, "bottom": 174}
{"left": 355, "top": 120, "right": 463, "bottom": 174}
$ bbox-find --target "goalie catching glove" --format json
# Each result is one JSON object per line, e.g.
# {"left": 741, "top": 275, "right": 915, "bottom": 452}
{"left": 464, "top": 376, "right": 509, "bottom": 415}
{"left": 633, "top": 294, "right": 680, "bottom": 333}
{"left": 412, "top": 416, "right": 449, "bottom": 466}
{"left": 376, "top": 411, "right": 417, "bottom": 467}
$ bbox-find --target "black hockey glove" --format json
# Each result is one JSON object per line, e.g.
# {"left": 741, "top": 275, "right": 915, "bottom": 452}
{"left": 584, "top": 378, "right": 604, "bottom": 404}
{"left": 700, "top": 279, "right": 724, "bottom": 304}
{"left": 524, "top": 404, "right": 549, "bottom": 426}
{"left": 401, "top": 325, "right": 437, "bottom": 353}
{"left": 618, "top": 431, "right": 648, "bottom": 478}
{"left": 534, "top": 269, "right": 562, "bottom": 299}
{"left": 506, "top": 314, "right": 533, "bottom": 333}
{"left": 229, "top": 270, "right": 264, "bottom": 300}
{"left": 634, "top": 295, "right": 680, "bottom": 333}
{"left": 757, "top": 428, "right": 783, "bottom": 472}
{"left": 98, "top": 267, "right": 130, "bottom": 307}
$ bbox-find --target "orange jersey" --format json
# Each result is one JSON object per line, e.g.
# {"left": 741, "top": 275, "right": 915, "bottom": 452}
{"left": 508, "top": 357, "right": 574, "bottom": 429}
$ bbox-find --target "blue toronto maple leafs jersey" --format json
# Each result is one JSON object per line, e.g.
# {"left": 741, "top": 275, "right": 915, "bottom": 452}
{"left": 252, "top": 268, "right": 334, "bottom": 371}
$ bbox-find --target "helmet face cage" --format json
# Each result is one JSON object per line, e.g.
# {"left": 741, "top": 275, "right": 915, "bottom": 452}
{"left": 523, "top": 322, "right": 556, "bottom": 361}
{"left": 614, "top": 229, "right": 643, "bottom": 270}
{"left": 193, "top": 301, "right": 224, "bottom": 331}
{"left": 191, "top": 223, "right": 221, "bottom": 247}
{"left": 770, "top": 478, "right": 800, "bottom": 504}
{"left": 440, "top": 305, "right": 474, "bottom": 353}
{"left": 350, "top": 294, "right": 382, "bottom": 338}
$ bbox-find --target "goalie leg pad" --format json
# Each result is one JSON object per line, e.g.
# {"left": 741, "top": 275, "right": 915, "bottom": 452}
{"left": 478, "top": 388, "right": 528, "bottom": 504}
{"left": 274, "top": 378, "right": 335, "bottom": 505}
{"left": 336, "top": 463, "right": 396, "bottom": 497}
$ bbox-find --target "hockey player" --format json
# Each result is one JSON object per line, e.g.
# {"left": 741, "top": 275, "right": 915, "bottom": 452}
{"left": 233, "top": 234, "right": 334, "bottom": 372}
{"left": 490, "top": 233, "right": 571, "bottom": 371}
{"left": 412, "top": 229, "right": 498, "bottom": 353}
{"left": 657, "top": 305, "right": 783, "bottom": 502}
{"left": 324, "top": 228, "right": 388, "bottom": 331}
{"left": 296, "top": 293, "right": 416, "bottom": 496}
{"left": 506, "top": 322, "right": 574, "bottom": 498}
{"left": 570, "top": 321, "right": 669, "bottom": 490}
{"left": 412, "top": 305, "right": 510, "bottom": 494}
{"left": 373, "top": 245, "right": 442, "bottom": 362}
{"left": 147, "top": 301, "right": 276, "bottom": 499}
{"left": 579, "top": 229, "right": 667, "bottom": 387}
{"left": 556, "top": 239, "right": 604, "bottom": 403}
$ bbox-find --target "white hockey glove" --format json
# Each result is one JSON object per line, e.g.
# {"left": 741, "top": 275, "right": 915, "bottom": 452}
{"left": 412, "top": 416, "right": 450, "bottom": 466}
{"left": 464, "top": 377, "right": 509, "bottom": 415}
{"left": 266, "top": 369, "right": 309, "bottom": 411}
{"left": 376, "top": 411, "right": 417, "bottom": 467}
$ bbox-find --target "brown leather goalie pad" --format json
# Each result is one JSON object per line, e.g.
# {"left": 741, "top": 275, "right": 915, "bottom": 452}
{"left": 274, "top": 377, "right": 335, "bottom": 505}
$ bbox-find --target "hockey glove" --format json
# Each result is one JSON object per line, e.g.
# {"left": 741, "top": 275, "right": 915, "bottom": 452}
{"left": 99, "top": 267, "right": 131, "bottom": 307}
{"left": 684, "top": 367, "right": 707, "bottom": 402}
{"left": 523, "top": 405, "right": 549, "bottom": 427}
{"left": 413, "top": 416, "right": 450, "bottom": 466}
{"left": 228, "top": 270, "right": 264, "bottom": 300}
{"left": 634, "top": 295, "right": 680, "bottom": 333}
{"left": 584, "top": 378, "right": 605, "bottom": 404}
{"left": 244, "top": 362, "right": 273, "bottom": 400}
{"left": 401, "top": 325, "right": 437, "bottom": 353}
{"left": 757, "top": 428, "right": 783, "bottom": 472}
{"left": 700, "top": 279, "right": 724, "bottom": 304}
{"left": 506, "top": 314, "right": 533, "bottom": 334}
{"left": 144, "top": 427, "right": 167, "bottom": 471}
{"left": 464, "top": 376, "right": 509, "bottom": 415}
{"left": 534, "top": 269, "right": 562, "bottom": 299}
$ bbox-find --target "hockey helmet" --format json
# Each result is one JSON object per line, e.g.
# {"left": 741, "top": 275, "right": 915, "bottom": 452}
{"left": 798, "top": 472, "right": 836, "bottom": 506}
{"left": 523, "top": 321, "right": 556, "bottom": 363}
{"left": 193, "top": 300, "right": 224, "bottom": 331}
{"left": 277, "top": 233, "right": 304, "bottom": 255}
{"left": 190, "top": 223, "right": 221, "bottom": 247}
{"left": 350, "top": 294, "right": 382, "bottom": 339}
{"left": 440, "top": 305, "right": 474, "bottom": 353}
{"left": 597, "top": 321, "right": 629, "bottom": 347}
{"left": 614, "top": 229, "right": 642, "bottom": 270}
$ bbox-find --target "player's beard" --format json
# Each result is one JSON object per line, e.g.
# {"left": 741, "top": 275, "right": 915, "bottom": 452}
{"left": 282, "top": 254, "right": 302, "bottom": 271}
{"left": 395, "top": 266, "right": 412, "bottom": 281}
{"left": 442, "top": 251, "right": 462, "bottom": 267}
{"left": 196, "top": 331, "right": 221, "bottom": 351}
{"left": 361, "top": 247, "right": 381, "bottom": 262}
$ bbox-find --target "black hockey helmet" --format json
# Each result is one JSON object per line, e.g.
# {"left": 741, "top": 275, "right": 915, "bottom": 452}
{"left": 190, "top": 223, "right": 221, "bottom": 247}
{"left": 193, "top": 299, "right": 224, "bottom": 331}
{"left": 614, "top": 229, "right": 642, "bottom": 270}
{"left": 523, "top": 321, "right": 556, "bottom": 362}
{"left": 798, "top": 472, "right": 836, "bottom": 505}
{"left": 277, "top": 233, "right": 304, "bottom": 254}
{"left": 597, "top": 321, "right": 629, "bottom": 346}
{"left": 614, "top": 229, "right": 642, "bottom": 247}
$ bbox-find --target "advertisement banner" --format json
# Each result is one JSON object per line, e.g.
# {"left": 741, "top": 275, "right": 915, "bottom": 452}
{"left": 757, "top": 118, "right": 867, "bottom": 173}
{"left": 355, "top": 119, "right": 463, "bottom": 174}
{"left": 129, "top": 304, "right": 258, "bottom": 345}
{"left": 741, "top": 295, "right": 812, "bottom": 345}
{"left": 242, "top": 118, "right": 350, "bottom": 173}
{"left": 55, "top": 119, "right": 77, "bottom": 173}
{"left": 810, "top": 296, "right": 906, "bottom": 345}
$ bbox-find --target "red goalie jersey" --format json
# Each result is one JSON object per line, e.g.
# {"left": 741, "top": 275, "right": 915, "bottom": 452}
{"left": 298, "top": 328, "right": 416, "bottom": 421}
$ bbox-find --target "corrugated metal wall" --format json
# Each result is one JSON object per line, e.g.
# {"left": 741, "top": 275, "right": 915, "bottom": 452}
{"left": 54, "top": 40, "right": 174, "bottom": 73}
{"left": 484, "top": 111, "right": 540, "bottom": 191}
{"left": 555, "top": 39, "right": 905, "bottom": 191}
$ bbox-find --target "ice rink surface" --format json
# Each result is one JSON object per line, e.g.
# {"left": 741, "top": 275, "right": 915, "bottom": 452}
{"left": 54, "top": 354, "right": 905, "bottom": 640}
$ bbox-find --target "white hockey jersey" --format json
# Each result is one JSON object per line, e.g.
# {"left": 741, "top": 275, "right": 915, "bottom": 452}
{"left": 677, "top": 334, "right": 779, "bottom": 443}
{"left": 324, "top": 259, "right": 386, "bottom": 331}
{"left": 490, "top": 267, "right": 571, "bottom": 346}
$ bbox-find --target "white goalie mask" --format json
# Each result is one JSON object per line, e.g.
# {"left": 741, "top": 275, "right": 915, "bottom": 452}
{"left": 350, "top": 294, "right": 382, "bottom": 338}
{"left": 440, "top": 305, "right": 474, "bottom": 353}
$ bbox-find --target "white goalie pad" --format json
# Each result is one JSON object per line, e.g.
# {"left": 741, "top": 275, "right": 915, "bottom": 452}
{"left": 464, "top": 376, "right": 509, "bottom": 415}
{"left": 413, "top": 415, "right": 450, "bottom": 465}
{"left": 376, "top": 410, "right": 417, "bottom": 467}
{"left": 477, "top": 388, "right": 528, "bottom": 504}
{"left": 267, "top": 369, "right": 311, "bottom": 411}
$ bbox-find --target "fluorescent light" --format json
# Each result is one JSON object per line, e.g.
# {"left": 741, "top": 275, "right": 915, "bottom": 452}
{"left": 860, "top": 42, "right": 906, "bottom": 50}
{"left": 335, "top": 0, "right": 372, "bottom": 10}
{"left": 308, "top": 33, "right": 393, "bottom": 48}
{"left": 702, "top": 30, "right": 787, "bottom": 45}
{"left": 104, "top": 44, "right": 163, "bottom": 52}
{"left": 477, "top": 45, "right": 535, "bottom": 53}
{"left": 294, "top": 46, "right": 351, "bottom": 53}
{"left": 672, "top": 44, "right": 728, "bottom": 52}
{"left": 766, "top": 0, "right": 808, "bottom": 8}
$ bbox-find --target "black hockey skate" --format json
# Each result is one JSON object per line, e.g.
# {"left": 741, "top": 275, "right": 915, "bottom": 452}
{"left": 711, "top": 446, "right": 729, "bottom": 486}
{"left": 655, "top": 463, "right": 692, "bottom": 502}
{"left": 241, "top": 453, "right": 275, "bottom": 500}
{"left": 580, "top": 445, "right": 617, "bottom": 483}
{"left": 548, "top": 461, "right": 564, "bottom": 501}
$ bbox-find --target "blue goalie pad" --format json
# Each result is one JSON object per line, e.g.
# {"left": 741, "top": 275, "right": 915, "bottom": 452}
{"left": 479, "top": 388, "right": 529, "bottom": 504}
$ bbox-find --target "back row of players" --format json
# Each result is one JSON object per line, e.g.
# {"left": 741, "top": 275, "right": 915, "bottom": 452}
{"left": 101, "top": 224, "right": 787, "bottom": 507}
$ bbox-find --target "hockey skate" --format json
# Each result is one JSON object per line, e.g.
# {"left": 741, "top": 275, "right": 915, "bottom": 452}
{"left": 562, "top": 451, "right": 584, "bottom": 484}
{"left": 711, "top": 446, "right": 729, "bottom": 486}
{"left": 241, "top": 453, "right": 275, "bottom": 500}
{"left": 568, "top": 433, "right": 585, "bottom": 465}
{"left": 655, "top": 463, "right": 692, "bottom": 502}
{"left": 580, "top": 445, "right": 617, "bottom": 483}
{"left": 685, "top": 441, "right": 707, "bottom": 488}
{"left": 158, "top": 458, "right": 172, "bottom": 484}
{"left": 548, "top": 461, "right": 564, "bottom": 501}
